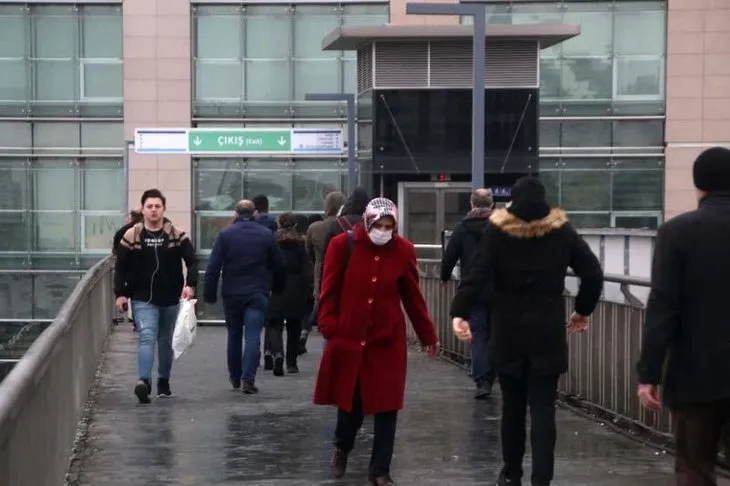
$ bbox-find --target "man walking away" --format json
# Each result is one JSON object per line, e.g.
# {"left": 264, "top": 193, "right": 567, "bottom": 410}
{"left": 114, "top": 189, "right": 197, "bottom": 404}
{"left": 303, "top": 191, "right": 346, "bottom": 353}
{"left": 441, "top": 188, "right": 496, "bottom": 399}
{"left": 204, "top": 199, "right": 285, "bottom": 395}
{"left": 253, "top": 194, "right": 277, "bottom": 231}
{"left": 113, "top": 209, "right": 142, "bottom": 331}
{"left": 450, "top": 176, "right": 603, "bottom": 486}
{"left": 637, "top": 147, "right": 730, "bottom": 486}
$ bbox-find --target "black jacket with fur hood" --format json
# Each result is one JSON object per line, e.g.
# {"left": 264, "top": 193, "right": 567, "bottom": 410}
{"left": 450, "top": 207, "right": 603, "bottom": 377}
{"left": 267, "top": 228, "right": 314, "bottom": 320}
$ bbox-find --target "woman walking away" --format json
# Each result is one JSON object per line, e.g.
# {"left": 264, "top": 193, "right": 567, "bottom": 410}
{"left": 314, "top": 197, "right": 440, "bottom": 486}
{"left": 266, "top": 212, "right": 313, "bottom": 375}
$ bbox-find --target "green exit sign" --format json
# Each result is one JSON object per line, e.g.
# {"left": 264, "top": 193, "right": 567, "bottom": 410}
{"left": 188, "top": 129, "right": 291, "bottom": 154}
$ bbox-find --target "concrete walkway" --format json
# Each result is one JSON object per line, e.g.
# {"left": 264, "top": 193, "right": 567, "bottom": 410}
{"left": 69, "top": 326, "right": 682, "bottom": 485}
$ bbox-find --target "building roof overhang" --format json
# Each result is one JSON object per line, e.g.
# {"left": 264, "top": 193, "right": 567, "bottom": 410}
{"left": 322, "top": 24, "right": 581, "bottom": 51}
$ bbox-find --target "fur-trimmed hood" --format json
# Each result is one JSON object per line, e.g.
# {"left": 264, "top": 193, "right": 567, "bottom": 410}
{"left": 275, "top": 227, "right": 304, "bottom": 247}
{"left": 489, "top": 208, "right": 568, "bottom": 239}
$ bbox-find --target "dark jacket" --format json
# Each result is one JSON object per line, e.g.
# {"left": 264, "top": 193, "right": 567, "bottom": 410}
{"left": 450, "top": 208, "right": 603, "bottom": 377}
{"left": 637, "top": 193, "right": 730, "bottom": 406}
{"left": 441, "top": 207, "right": 494, "bottom": 305}
{"left": 112, "top": 221, "right": 135, "bottom": 254}
{"left": 203, "top": 216, "right": 285, "bottom": 305}
{"left": 267, "top": 228, "right": 314, "bottom": 320}
{"left": 256, "top": 213, "right": 278, "bottom": 232}
{"left": 306, "top": 192, "right": 347, "bottom": 300}
{"left": 114, "top": 220, "right": 198, "bottom": 307}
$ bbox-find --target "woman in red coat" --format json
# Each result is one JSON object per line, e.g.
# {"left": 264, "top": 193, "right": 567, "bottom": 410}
{"left": 313, "top": 197, "right": 440, "bottom": 486}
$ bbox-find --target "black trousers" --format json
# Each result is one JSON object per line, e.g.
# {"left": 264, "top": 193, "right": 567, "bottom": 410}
{"left": 672, "top": 400, "right": 730, "bottom": 486}
{"left": 499, "top": 370, "right": 560, "bottom": 485}
{"left": 267, "top": 318, "right": 301, "bottom": 366}
{"left": 334, "top": 384, "right": 398, "bottom": 480}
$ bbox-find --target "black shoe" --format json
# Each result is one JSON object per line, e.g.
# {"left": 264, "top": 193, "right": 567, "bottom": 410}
{"left": 286, "top": 364, "right": 299, "bottom": 374}
{"left": 242, "top": 380, "right": 259, "bottom": 394}
{"left": 273, "top": 355, "right": 284, "bottom": 376}
{"left": 475, "top": 381, "right": 493, "bottom": 400}
{"left": 264, "top": 354, "right": 274, "bottom": 371}
{"left": 134, "top": 379, "right": 151, "bottom": 404}
{"left": 330, "top": 448, "right": 348, "bottom": 478}
{"left": 157, "top": 378, "right": 173, "bottom": 398}
{"left": 298, "top": 341, "right": 307, "bottom": 355}
{"left": 230, "top": 377, "right": 241, "bottom": 390}
{"left": 497, "top": 468, "right": 522, "bottom": 486}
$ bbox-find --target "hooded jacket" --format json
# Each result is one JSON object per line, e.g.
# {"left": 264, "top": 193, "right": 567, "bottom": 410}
{"left": 450, "top": 178, "right": 603, "bottom": 377}
{"left": 305, "top": 191, "right": 346, "bottom": 300}
{"left": 441, "top": 207, "right": 492, "bottom": 282}
{"left": 267, "top": 227, "right": 314, "bottom": 319}
{"left": 255, "top": 213, "right": 278, "bottom": 232}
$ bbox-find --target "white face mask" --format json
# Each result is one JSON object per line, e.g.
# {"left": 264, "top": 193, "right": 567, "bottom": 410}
{"left": 369, "top": 228, "right": 393, "bottom": 246}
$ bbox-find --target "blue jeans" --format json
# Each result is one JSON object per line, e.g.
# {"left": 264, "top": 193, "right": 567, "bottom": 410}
{"left": 131, "top": 300, "right": 179, "bottom": 382}
{"left": 223, "top": 295, "right": 267, "bottom": 383}
{"left": 470, "top": 307, "right": 495, "bottom": 386}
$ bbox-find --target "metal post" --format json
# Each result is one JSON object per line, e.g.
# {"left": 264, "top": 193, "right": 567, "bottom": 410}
{"left": 305, "top": 92, "right": 356, "bottom": 194}
{"left": 405, "top": 2, "right": 488, "bottom": 190}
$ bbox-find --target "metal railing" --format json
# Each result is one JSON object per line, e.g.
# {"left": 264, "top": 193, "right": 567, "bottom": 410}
{"left": 413, "top": 260, "right": 677, "bottom": 441}
{"left": 0, "top": 256, "right": 115, "bottom": 486}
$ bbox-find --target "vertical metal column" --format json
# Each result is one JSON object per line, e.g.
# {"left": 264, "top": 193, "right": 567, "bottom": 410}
{"left": 406, "top": 3, "right": 488, "bottom": 190}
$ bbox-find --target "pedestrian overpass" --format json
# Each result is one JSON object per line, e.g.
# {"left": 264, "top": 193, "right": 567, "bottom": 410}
{"left": 0, "top": 231, "right": 728, "bottom": 485}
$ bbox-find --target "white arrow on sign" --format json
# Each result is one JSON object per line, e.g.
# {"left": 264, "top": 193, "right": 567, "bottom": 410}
{"left": 193, "top": 136, "right": 202, "bottom": 146}
{"left": 277, "top": 136, "right": 287, "bottom": 146}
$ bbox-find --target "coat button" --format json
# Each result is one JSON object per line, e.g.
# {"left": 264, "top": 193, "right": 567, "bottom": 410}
{"left": 374, "top": 256, "right": 380, "bottom": 261}
{"left": 367, "top": 298, "right": 373, "bottom": 304}
{"left": 371, "top": 276, "right": 377, "bottom": 283}
{"left": 360, "top": 340, "right": 366, "bottom": 346}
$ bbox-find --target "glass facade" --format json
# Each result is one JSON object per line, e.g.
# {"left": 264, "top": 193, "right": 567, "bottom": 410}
{"left": 192, "top": 3, "right": 388, "bottom": 251}
{"left": 464, "top": 1, "right": 666, "bottom": 228}
{"left": 0, "top": 3, "right": 124, "bottom": 287}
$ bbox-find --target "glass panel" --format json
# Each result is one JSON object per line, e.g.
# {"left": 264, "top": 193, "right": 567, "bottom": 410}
{"left": 344, "top": 59, "right": 357, "bottom": 96}
{"left": 0, "top": 160, "right": 27, "bottom": 210}
{"left": 615, "top": 57, "right": 663, "bottom": 98}
{"left": 293, "top": 60, "right": 340, "bottom": 101}
{"left": 33, "top": 122, "right": 79, "bottom": 148}
{"left": 614, "top": 11, "right": 665, "bottom": 56}
{"left": 33, "top": 160, "right": 76, "bottom": 210}
{"left": 245, "top": 60, "right": 290, "bottom": 102}
{"left": 0, "top": 8, "right": 27, "bottom": 57}
{"left": 81, "top": 122, "right": 123, "bottom": 148}
{"left": 83, "top": 160, "right": 123, "bottom": 210}
{"left": 613, "top": 215, "right": 659, "bottom": 230}
{"left": 539, "top": 171, "right": 560, "bottom": 207}
{"left": 561, "top": 121, "right": 611, "bottom": 148}
{"left": 33, "top": 212, "right": 76, "bottom": 251}
{"left": 33, "top": 274, "right": 80, "bottom": 319}
{"left": 83, "top": 213, "right": 125, "bottom": 250}
{"left": 567, "top": 213, "right": 610, "bottom": 229}
{"left": 196, "top": 10, "right": 242, "bottom": 59}
{"left": 195, "top": 164, "right": 243, "bottom": 211}
{"left": 245, "top": 161, "right": 291, "bottom": 212}
{"left": 293, "top": 161, "right": 340, "bottom": 211}
{"left": 561, "top": 10, "right": 612, "bottom": 57}
{"left": 613, "top": 120, "right": 663, "bottom": 147}
{"left": 33, "top": 8, "right": 75, "bottom": 58}
{"left": 561, "top": 57, "right": 612, "bottom": 101}
{"left": 195, "top": 61, "right": 243, "bottom": 101}
{"left": 612, "top": 169, "right": 663, "bottom": 211}
{"left": 343, "top": 4, "right": 388, "bottom": 26}
{"left": 539, "top": 120, "right": 560, "bottom": 147}
{"left": 0, "top": 122, "right": 31, "bottom": 148}
{"left": 539, "top": 58, "right": 561, "bottom": 100}
{"left": 444, "top": 191, "right": 471, "bottom": 232}
{"left": 0, "top": 60, "right": 28, "bottom": 102}
{"left": 404, "top": 190, "right": 437, "bottom": 243}
{"left": 83, "top": 11, "right": 122, "bottom": 58}
{"left": 245, "top": 6, "right": 291, "bottom": 59}
{"left": 82, "top": 62, "right": 123, "bottom": 100}
{"left": 0, "top": 212, "right": 27, "bottom": 252}
{"left": 197, "top": 215, "right": 234, "bottom": 250}
{"left": 0, "top": 274, "right": 32, "bottom": 318}
{"left": 294, "top": 6, "right": 339, "bottom": 59}
{"left": 561, "top": 170, "right": 611, "bottom": 211}
{"left": 35, "top": 60, "right": 76, "bottom": 101}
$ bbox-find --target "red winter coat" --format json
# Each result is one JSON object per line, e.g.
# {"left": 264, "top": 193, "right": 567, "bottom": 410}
{"left": 313, "top": 223, "right": 438, "bottom": 415}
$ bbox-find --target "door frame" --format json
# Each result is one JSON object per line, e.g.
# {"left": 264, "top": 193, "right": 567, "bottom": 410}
{"left": 397, "top": 181, "right": 472, "bottom": 246}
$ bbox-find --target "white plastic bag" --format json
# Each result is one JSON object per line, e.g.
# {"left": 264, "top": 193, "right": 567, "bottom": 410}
{"left": 172, "top": 298, "right": 197, "bottom": 359}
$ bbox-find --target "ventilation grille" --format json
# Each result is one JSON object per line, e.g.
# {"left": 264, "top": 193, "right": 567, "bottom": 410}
{"left": 357, "top": 46, "right": 373, "bottom": 94}
{"left": 429, "top": 40, "right": 538, "bottom": 88}
{"left": 373, "top": 42, "right": 428, "bottom": 87}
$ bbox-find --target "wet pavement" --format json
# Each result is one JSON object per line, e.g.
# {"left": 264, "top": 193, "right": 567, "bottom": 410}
{"left": 70, "top": 326, "right": 682, "bottom": 486}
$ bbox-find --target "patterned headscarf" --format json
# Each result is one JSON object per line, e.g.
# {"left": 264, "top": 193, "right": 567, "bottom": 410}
{"left": 363, "top": 197, "right": 397, "bottom": 231}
